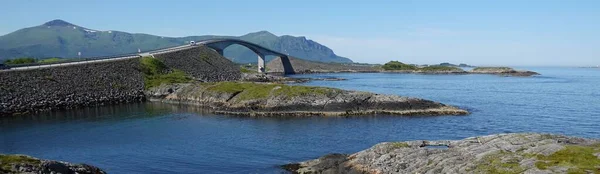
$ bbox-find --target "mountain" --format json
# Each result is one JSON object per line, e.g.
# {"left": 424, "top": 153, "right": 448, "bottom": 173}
{"left": 0, "top": 20, "right": 352, "bottom": 63}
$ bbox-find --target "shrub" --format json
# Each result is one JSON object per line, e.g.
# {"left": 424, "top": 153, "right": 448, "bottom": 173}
{"left": 4, "top": 58, "right": 36, "bottom": 65}
{"left": 382, "top": 61, "right": 418, "bottom": 70}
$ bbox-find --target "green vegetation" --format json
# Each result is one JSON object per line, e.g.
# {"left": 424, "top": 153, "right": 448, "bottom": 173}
{"left": 3, "top": 57, "right": 68, "bottom": 65}
{"left": 3, "top": 57, "right": 36, "bottom": 65}
{"left": 534, "top": 144, "right": 600, "bottom": 174}
{"left": 382, "top": 61, "right": 463, "bottom": 72}
{"left": 381, "top": 61, "right": 418, "bottom": 71}
{"left": 240, "top": 67, "right": 257, "bottom": 74}
{"left": 204, "top": 82, "right": 340, "bottom": 101}
{"left": 0, "top": 155, "right": 41, "bottom": 171}
{"left": 472, "top": 144, "right": 600, "bottom": 174}
{"left": 37, "top": 57, "right": 66, "bottom": 64}
{"left": 420, "top": 65, "right": 463, "bottom": 72}
{"left": 140, "top": 57, "right": 192, "bottom": 89}
{"left": 473, "top": 151, "right": 527, "bottom": 174}
{"left": 390, "top": 142, "right": 410, "bottom": 148}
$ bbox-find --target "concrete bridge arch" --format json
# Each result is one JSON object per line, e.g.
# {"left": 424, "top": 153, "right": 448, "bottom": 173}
{"left": 200, "top": 39, "right": 294, "bottom": 74}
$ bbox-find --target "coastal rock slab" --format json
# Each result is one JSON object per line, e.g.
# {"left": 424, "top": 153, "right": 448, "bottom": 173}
{"left": 284, "top": 133, "right": 600, "bottom": 174}
{"left": 0, "top": 154, "right": 106, "bottom": 174}
{"left": 146, "top": 82, "right": 469, "bottom": 117}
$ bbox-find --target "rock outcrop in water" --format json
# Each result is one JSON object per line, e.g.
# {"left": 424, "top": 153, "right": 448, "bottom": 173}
{"left": 145, "top": 82, "right": 468, "bottom": 116}
{"left": 469, "top": 67, "right": 540, "bottom": 76}
{"left": 0, "top": 154, "right": 106, "bottom": 174}
{"left": 283, "top": 133, "right": 600, "bottom": 174}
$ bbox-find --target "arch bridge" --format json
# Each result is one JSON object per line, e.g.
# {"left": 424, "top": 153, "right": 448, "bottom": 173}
{"left": 1, "top": 39, "right": 296, "bottom": 74}
{"left": 198, "top": 39, "right": 294, "bottom": 74}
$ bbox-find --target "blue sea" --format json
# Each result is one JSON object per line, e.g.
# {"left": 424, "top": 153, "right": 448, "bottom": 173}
{"left": 1, "top": 67, "right": 599, "bottom": 173}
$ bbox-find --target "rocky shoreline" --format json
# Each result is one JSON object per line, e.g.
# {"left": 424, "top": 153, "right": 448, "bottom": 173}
{"left": 145, "top": 82, "right": 468, "bottom": 117}
{"left": 283, "top": 133, "right": 600, "bottom": 174}
{"left": 0, "top": 154, "right": 106, "bottom": 174}
{"left": 469, "top": 67, "right": 540, "bottom": 77}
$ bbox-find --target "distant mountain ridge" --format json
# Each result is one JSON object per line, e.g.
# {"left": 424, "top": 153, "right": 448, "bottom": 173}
{"left": 0, "top": 19, "right": 352, "bottom": 63}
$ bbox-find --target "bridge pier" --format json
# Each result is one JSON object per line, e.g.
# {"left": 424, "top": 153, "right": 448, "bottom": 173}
{"left": 280, "top": 56, "right": 295, "bottom": 75}
{"left": 215, "top": 49, "right": 224, "bottom": 56}
{"left": 258, "top": 53, "right": 266, "bottom": 73}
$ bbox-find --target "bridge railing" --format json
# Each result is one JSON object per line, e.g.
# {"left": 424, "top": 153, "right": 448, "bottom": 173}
{"left": 3, "top": 44, "right": 193, "bottom": 69}
{"left": 5, "top": 53, "right": 143, "bottom": 68}
{"left": 5, "top": 55, "right": 142, "bottom": 70}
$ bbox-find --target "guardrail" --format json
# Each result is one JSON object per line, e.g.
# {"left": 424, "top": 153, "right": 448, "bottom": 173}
{"left": 3, "top": 44, "right": 194, "bottom": 69}
{"left": 5, "top": 55, "right": 142, "bottom": 71}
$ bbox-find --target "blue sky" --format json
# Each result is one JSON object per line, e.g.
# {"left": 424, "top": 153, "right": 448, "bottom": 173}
{"left": 1, "top": 0, "right": 599, "bottom": 66}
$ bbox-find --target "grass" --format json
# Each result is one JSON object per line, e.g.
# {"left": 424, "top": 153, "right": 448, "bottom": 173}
{"left": 0, "top": 155, "right": 41, "bottom": 171}
{"left": 3, "top": 57, "right": 36, "bottom": 65}
{"left": 473, "top": 150, "right": 527, "bottom": 174}
{"left": 390, "top": 142, "right": 410, "bottom": 148}
{"left": 140, "top": 57, "right": 192, "bottom": 89}
{"left": 204, "top": 82, "right": 341, "bottom": 101}
{"left": 240, "top": 67, "right": 257, "bottom": 74}
{"left": 534, "top": 144, "right": 600, "bottom": 174}
{"left": 37, "top": 57, "right": 66, "bottom": 64}
{"left": 472, "top": 144, "right": 600, "bottom": 174}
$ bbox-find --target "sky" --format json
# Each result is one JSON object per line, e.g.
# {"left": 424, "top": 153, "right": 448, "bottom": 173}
{"left": 1, "top": 0, "right": 599, "bottom": 66}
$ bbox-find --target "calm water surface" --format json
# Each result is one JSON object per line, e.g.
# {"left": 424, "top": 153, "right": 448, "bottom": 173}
{"left": 1, "top": 67, "right": 599, "bottom": 173}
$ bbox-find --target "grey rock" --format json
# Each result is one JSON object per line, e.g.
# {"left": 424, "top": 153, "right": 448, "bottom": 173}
{"left": 0, "top": 154, "right": 106, "bottom": 174}
{"left": 0, "top": 58, "right": 145, "bottom": 116}
{"left": 153, "top": 46, "right": 241, "bottom": 82}
{"left": 469, "top": 67, "right": 540, "bottom": 76}
{"left": 284, "top": 133, "right": 600, "bottom": 174}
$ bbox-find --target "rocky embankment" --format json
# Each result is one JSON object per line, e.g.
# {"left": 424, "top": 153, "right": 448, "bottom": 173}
{"left": 283, "top": 133, "right": 600, "bottom": 174}
{"left": 0, "top": 58, "right": 145, "bottom": 116}
{"left": 0, "top": 154, "right": 105, "bottom": 174}
{"left": 153, "top": 46, "right": 241, "bottom": 82}
{"left": 145, "top": 82, "right": 468, "bottom": 116}
{"left": 470, "top": 67, "right": 540, "bottom": 76}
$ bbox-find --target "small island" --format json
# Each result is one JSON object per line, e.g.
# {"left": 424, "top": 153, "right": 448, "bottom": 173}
{"left": 146, "top": 82, "right": 468, "bottom": 117}
{"left": 283, "top": 133, "right": 600, "bottom": 174}
{"left": 470, "top": 67, "right": 540, "bottom": 76}
{"left": 381, "top": 61, "right": 466, "bottom": 74}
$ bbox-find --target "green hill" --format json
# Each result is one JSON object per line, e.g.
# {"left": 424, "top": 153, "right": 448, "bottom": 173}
{"left": 0, "top": 20, "right": 352, "bottom": 63}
